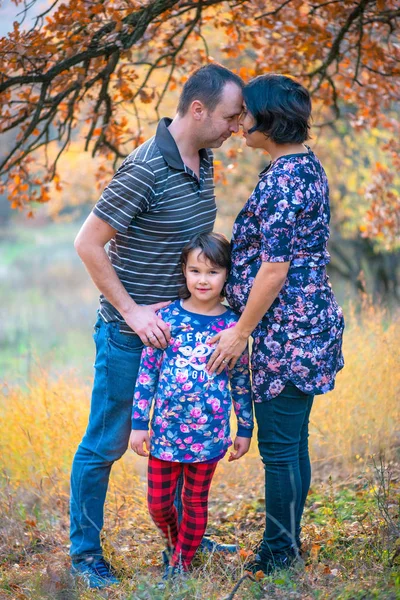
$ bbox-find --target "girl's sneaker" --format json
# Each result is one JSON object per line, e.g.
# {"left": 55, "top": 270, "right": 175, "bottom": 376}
{"left": 71, "top": 556, "right": 120, "bottom": 589}
{"left": 161, "top": 538, "right": 237, "bottom": 566}
{"left": 157, "top": 562, "right": 187, "bottom": 589}
{"left": 199, "top": 536, "right": 238, "bottom": 554}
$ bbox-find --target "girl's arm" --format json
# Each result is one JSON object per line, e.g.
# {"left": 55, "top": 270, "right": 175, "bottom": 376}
{"left": 228, "top": 345, "right": 254, "bottom": 461}
{"left": 130, "top": 346, "right": 163, "bottom": 456}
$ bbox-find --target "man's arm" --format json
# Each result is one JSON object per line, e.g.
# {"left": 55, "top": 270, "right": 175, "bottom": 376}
{"left": 74, "top": 212, "right": 170, "bottom": 348}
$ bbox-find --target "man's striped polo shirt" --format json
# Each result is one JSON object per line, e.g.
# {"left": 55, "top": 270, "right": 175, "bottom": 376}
{"left": 93, "top": 117, "right": 217, "bottom": 333}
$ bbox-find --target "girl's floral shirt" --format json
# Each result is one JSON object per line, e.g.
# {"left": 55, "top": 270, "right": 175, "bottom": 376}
{"left": 225, "top": 148, "right": 345, "bottom": 401}
{"left": 131, "top": 300, "right": 253, "bottom": 463}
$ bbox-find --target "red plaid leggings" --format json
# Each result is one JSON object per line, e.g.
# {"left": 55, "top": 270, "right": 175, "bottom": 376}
{"left": 147, "top": 455, "right": 217, "bottom": 570}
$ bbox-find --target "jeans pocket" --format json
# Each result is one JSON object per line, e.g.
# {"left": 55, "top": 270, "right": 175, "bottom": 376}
{"left": 108, "top": 325, "right": 144, "bottom": 353}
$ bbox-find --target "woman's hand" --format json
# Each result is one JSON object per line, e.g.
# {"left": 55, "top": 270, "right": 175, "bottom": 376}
{"left": 228, "top": 436, "right": 251, "bottom": 461}
{"left": 207, "top": 326, "right": 248, "bottom": 375}
{"left": 130, "top": 430, "right": 150, "bottom": 457}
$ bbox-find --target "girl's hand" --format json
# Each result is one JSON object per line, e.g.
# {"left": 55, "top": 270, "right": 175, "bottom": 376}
{"left": 207, "top": 326, "right": 248, "bottom": 374}
{"left": 130, "top": 429, "right": 150, "bottom": 457}
{"left": 228, "top": 436, "right": 251, "bottom": 462}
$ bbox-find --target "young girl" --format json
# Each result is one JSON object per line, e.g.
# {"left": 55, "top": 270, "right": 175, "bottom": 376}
{"left": 129, "top": 232, "right": 253, "bottom": 577}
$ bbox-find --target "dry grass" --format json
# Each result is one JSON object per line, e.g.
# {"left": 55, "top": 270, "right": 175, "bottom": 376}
{"left": 0, "top": 302, "right": 399, "bottom": 599}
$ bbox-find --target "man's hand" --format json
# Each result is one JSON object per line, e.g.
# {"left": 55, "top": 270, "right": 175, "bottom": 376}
{"left": 228, "top": 436, "right": 251, "bottom": 462}
{"left": 124, "top": 303, "right": 171, "bottom": 349}
{"left": 207, "top": 326, "right": 248, "bottom": 374}
{"left": 130, "top": 430, "right": 150, "bottom": 457}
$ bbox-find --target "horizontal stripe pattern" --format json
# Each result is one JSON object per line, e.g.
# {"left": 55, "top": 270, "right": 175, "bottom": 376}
{"left": 93, "top": 119, "right": 216, "bottom": 332}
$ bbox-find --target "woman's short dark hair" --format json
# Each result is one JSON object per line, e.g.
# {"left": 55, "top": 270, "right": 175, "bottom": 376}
{"left": 243, "top": 74, "right": 311, "bottom": 144}
{"left": 177, "top": 64, "right": 243, "bottom": 116}
{"left": 180, "top": 232, "right": 231, "bottom": 299}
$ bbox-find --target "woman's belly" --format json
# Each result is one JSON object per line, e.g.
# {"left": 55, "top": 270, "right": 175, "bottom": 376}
{"left": 226, "top": 265, "right": 344, "bottom": 339}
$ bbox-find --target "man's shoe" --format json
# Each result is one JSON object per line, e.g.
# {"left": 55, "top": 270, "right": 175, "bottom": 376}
{"left": 199, "top": 536, "right": 238, "bottom": 554}
{"left": 71, "top": 556, "right": 120, "bottom": 589}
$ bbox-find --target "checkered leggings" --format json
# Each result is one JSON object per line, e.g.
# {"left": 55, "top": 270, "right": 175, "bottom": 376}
{"left": 147, "top": 455, "right": 217, "bottom": 569}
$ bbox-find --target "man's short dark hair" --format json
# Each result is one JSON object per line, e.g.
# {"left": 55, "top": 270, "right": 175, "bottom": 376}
{"left": 243, "top": 74, "right": 311, "bottom": 144}
{"left": 177, "top": 64, "right": 243, "bottom": 116}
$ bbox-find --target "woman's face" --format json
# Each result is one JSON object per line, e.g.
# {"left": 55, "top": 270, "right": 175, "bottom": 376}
{"left": 240, "top": 105, "right": 269, "bottom": 150}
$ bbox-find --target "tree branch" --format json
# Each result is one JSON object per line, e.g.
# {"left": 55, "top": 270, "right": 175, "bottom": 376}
{"left": 308, "top": 0, "right": 372, "bottom": 81}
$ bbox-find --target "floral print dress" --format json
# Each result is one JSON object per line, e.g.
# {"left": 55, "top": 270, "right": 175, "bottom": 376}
{"left": 131, "top": 300, "right": 254, "bottom": 462}
{"left": 225, "top": 147, "right": 344, "bottom": 401}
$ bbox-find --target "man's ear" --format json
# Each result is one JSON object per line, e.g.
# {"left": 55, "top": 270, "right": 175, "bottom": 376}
{"left": 191, "top": 100, "right": 205, "bottom": 121}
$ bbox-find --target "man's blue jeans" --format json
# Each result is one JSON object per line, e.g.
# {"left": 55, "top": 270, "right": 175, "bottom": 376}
{"left": 70, "top": 315, "right": 144, "bottom": 560}
{"left": 254, "top": 381, "right": 314, "bottom": 561}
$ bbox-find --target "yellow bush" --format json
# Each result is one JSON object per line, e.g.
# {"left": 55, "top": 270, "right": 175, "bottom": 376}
{"left": 310, "top": 302, "right": 399, "bottom": 468}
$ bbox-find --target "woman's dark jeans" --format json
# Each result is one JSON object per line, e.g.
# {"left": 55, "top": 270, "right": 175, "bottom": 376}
{"left": 254, "top": 381, "right": 314, "bottom": 562}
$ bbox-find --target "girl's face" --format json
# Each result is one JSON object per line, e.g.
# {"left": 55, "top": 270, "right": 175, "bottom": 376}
{"left": 183, "top": 249, "right": 227, "bottom": 304}
{"left": 240, "top": 104, "right": 269, "bottom": 150}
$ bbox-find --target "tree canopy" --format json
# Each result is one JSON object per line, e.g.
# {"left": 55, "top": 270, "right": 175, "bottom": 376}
{"left": 0, "top": 0, "right": 399, "bottom": 241}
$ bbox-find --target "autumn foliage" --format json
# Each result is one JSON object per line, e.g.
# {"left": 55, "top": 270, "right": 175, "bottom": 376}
{"left": 0, "top": 0, "right": 399, "bottom": 240}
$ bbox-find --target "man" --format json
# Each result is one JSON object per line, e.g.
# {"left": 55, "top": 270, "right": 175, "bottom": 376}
{"left": 70, "top": 63, "right": 244, "bottom": 589}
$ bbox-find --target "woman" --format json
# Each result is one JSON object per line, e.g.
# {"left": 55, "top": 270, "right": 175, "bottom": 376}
{"left": 207, "top": 74, "right": 344, "bottom": 574}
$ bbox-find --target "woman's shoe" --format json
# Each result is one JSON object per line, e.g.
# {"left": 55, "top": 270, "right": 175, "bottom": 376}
{"left": 244, "top": 552, "right": 295, "bottom": 576}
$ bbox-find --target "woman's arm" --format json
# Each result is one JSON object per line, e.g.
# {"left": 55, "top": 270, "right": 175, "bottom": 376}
{"left": 207, "top": 261, "right": 289, "bottom": 374}
{"left": 228, "top": 344, "right": 254, "bottom": 461}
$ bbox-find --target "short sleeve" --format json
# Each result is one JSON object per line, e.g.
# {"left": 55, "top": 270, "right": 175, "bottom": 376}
{"left": 93, "top": 159, "right": 155, "bottom": 233}
{"left": 257, "top": 171, "right": 304, "bottom": 263}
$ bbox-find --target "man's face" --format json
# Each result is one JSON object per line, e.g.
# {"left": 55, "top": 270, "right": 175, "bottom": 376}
{"left": 202, "top": 82, "right": 243, "bottom": 148}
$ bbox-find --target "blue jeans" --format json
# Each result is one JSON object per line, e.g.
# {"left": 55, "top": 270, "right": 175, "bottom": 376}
{"left": 254, "top": 381, "right": 314, "bottom": 561}
{"left": 70, "top": 315, "right": 144, "bottom": 560}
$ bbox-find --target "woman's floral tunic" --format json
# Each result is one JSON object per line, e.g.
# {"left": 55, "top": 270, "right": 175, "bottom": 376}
{"left": 225, "top": 148, "right": 344, "bottom": 401}
{"left": 131, "top": 300, "right": 254, "bottom": 462}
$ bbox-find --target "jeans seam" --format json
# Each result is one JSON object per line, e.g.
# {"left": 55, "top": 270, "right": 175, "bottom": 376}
{"left": 271, "top": 403, "right": 284, "bottom": 544}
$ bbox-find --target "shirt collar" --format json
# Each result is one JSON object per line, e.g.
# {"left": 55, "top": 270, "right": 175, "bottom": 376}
{"left": 259, "top": 145, "right": 312, "bottom": 177}
{"left": 259, "top": 162, "right": 272, "bottom": 177}
{"left": 155, "top": 117, "right": 210, "bottom": 171}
